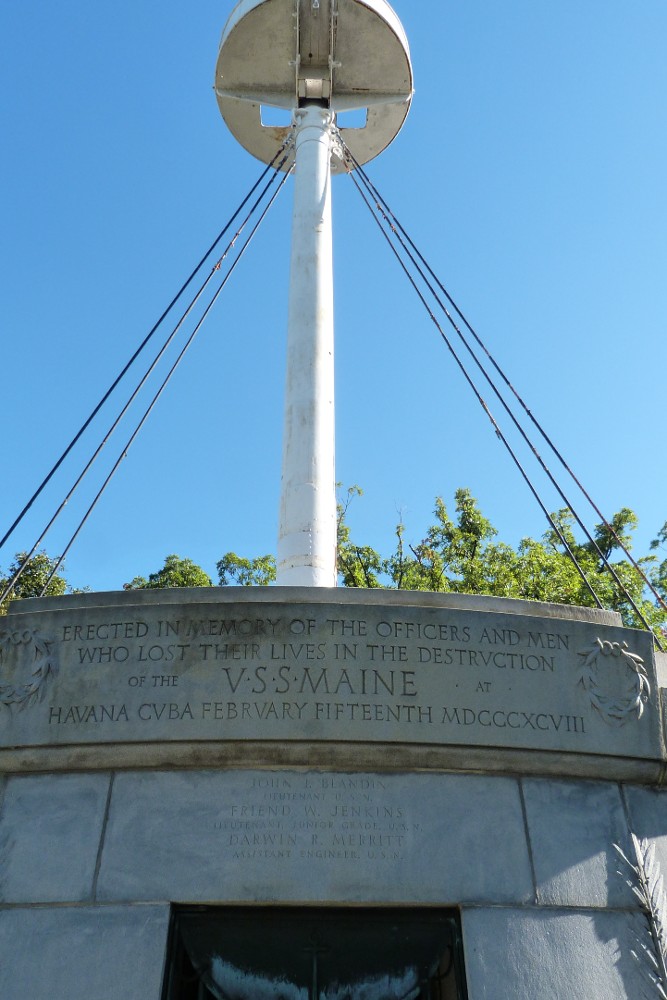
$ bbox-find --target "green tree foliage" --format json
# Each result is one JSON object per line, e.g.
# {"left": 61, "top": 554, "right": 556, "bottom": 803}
{"left": 124, "top": 554, "right": 212, "bottom": 591}
{"left": 0, "top": 551, "right": 74, "bottom": 615}
{"left": 337, "top": 487, "right": 667, "bottom": 639}
{"left": 336, "top": 485, "right": 384, "bottom": 588}
{"left": 4, "top": 493, "right": 664, "bottom": 645}
{"left": 651, "top": 522, "right": 667, "bottom": 605}
{"left": 217, "top": 552, "right": 276, "bottom": 587}
{"left": 3, "top": 549, "right": 271, "bottom": 598}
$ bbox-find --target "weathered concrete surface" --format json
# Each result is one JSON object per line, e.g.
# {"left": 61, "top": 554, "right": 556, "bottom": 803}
{"left": 96, "top": 770, "right": 533, "bottom": 905}
{"left": 462, "top": 907, "right": 645, "bottom": 999}
{"left": 0, "top": 904, "right": 170, "bottom": 1000}
{"left": 522, "top": 778, "right": 635, "bottom": 908}
{"left": 1, "top": 589, "right": 661, "bottom": 780}
{"left": 0, "top": 764, "right": 662, "bottom": 999}
{"left": 13, "top": 586, "right": 624, "bottom": 621}
{"left": 2, "top": 739, "right": 663, "bottom": 784}
{"left": 0, "top": 772, "right": 110, "bottom": 903}
{"left": 624, "top": 784, "right": 667, "bottom": 875}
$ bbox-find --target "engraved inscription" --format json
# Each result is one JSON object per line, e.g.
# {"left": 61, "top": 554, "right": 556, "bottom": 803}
{"left": 0, "top": 598, "right": 660, "bottom": 760}
{"left": 212, "top": 774, "right": 408, "bottom": 864}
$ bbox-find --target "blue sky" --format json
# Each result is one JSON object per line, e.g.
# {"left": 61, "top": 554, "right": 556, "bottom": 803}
{"left": 1, "top": 1, "right": 666, "bottom": 593}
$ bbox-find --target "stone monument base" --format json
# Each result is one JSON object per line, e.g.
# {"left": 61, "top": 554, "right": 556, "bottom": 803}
{"left": 1, "top": 588, "right": 666, "bottom": 998}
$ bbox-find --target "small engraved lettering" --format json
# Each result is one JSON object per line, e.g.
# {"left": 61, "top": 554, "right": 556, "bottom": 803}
{"left": 49, "top": 704, "right": 129, "bottom": 724}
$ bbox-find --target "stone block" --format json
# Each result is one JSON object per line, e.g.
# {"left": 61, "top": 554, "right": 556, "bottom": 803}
{"left": 462, "top": 907, "right": 646, "bottom": 999}
{"left": 0, "top": 772, "right": 110, "bottom": 903}
{"left": 623, "top": 784, "right": 667, "bottom": 875}
{"left": 522, "top": 778, "right": 634, "bottom": 907}
{"left": 1, "top": 590, "right": 660, "bottom": 779}
{"left": 97, "top": 770, "right": 533, "bottom": 905}
{"left": 0, "top": 904, "right": 169, "bottom": 1000}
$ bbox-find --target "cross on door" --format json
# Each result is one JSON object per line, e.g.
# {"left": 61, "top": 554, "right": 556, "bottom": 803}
{"left": 303, "top": 933, "right": 331, "bottom": 1000}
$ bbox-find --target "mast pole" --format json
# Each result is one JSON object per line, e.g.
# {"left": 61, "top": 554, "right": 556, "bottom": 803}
{"left": 215, "top": 0, "right": 413, "bottom": 588}
{"left": 276, "top": 104, "right": 338, "bottom": 587}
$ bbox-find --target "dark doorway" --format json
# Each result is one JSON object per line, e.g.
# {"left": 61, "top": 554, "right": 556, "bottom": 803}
{"left": 162, "top": 907, "right": 468, "bottom": 1000}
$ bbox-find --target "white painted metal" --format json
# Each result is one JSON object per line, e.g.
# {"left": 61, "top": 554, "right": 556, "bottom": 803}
{"left": 215, "top": 0, "right": 411, "bottom": 586}
{"left": 276, "top": 105, "right": 337, "bottom": 586}
{"left": 215, "top": 0, "right": 413, "bottom": 174}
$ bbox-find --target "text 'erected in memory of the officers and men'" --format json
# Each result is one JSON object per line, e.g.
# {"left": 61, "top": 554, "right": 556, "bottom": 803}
{"left": 1, "top": 602, "right": 657, "bottom": 757}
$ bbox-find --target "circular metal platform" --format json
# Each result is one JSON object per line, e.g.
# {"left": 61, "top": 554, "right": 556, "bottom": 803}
{"left": 214, "top": 0, "right": 413, "bottom": 172}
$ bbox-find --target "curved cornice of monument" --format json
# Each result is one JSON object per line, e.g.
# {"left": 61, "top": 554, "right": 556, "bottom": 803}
{"left": 11, "top": 587, "right": 622, "bottom": 626}
{"left": 1, "top": 589, "right": 663, "bottom": 782}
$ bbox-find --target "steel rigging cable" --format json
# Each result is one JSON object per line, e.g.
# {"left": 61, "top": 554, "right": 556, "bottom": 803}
{"left": 38, "top": 164, "right": 293, "bottom": 598}
{"left": 346, "top": 149, "right": 662, "bottom": 649}
{"left": 1, "top": 151, "right": 293, "bottom": 607}
{"left": 345, "top": 147, "right": 667, "bottom": 619}
{"left": 345, "top": 162, "right": 605, "bottom": 613}
{"left": 344, "top": 145, "right": 663, "bottom": 647}
{"left": 0, "top": 141, "right": 292, "bottom": 555}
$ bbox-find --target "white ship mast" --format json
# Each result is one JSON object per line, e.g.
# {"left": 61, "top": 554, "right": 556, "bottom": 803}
{"left": 215, "top": 0, "right": 413, "bottom": 585}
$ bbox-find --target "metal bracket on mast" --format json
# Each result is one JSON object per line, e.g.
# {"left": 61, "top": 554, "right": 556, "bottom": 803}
{"left": 214, "top": 0, "right": 413, "bottom": 173}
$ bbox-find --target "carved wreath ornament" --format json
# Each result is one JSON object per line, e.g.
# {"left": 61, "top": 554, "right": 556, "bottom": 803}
{"left": 0, "top": 627, "right": 58, "bottom": 711}
{"left": 578, "top": 638, "right": 650, "bottom": 727}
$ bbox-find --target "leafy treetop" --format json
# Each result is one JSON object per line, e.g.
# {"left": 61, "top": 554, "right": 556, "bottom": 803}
{"left": 334, "top": 487, "right": 666, "bottom": 638}
{"left": 2, "top": 490, "right": 665, "bottom": 641}
{"left": 123, "top": 554, "right": 213, "bottom": 591}
{"left": 0, "top": 551, "right": 78, "bottom": 616}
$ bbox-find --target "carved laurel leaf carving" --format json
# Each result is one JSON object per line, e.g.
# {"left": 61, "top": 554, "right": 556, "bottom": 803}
{"left": 615, "top": 835, "right": 667, "bottom": 998}
{"left": 577, "top": 638, "right": 650, "bottom": 727}
{"left": 0, "top": 627, "right": 58, "bottom": 711}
